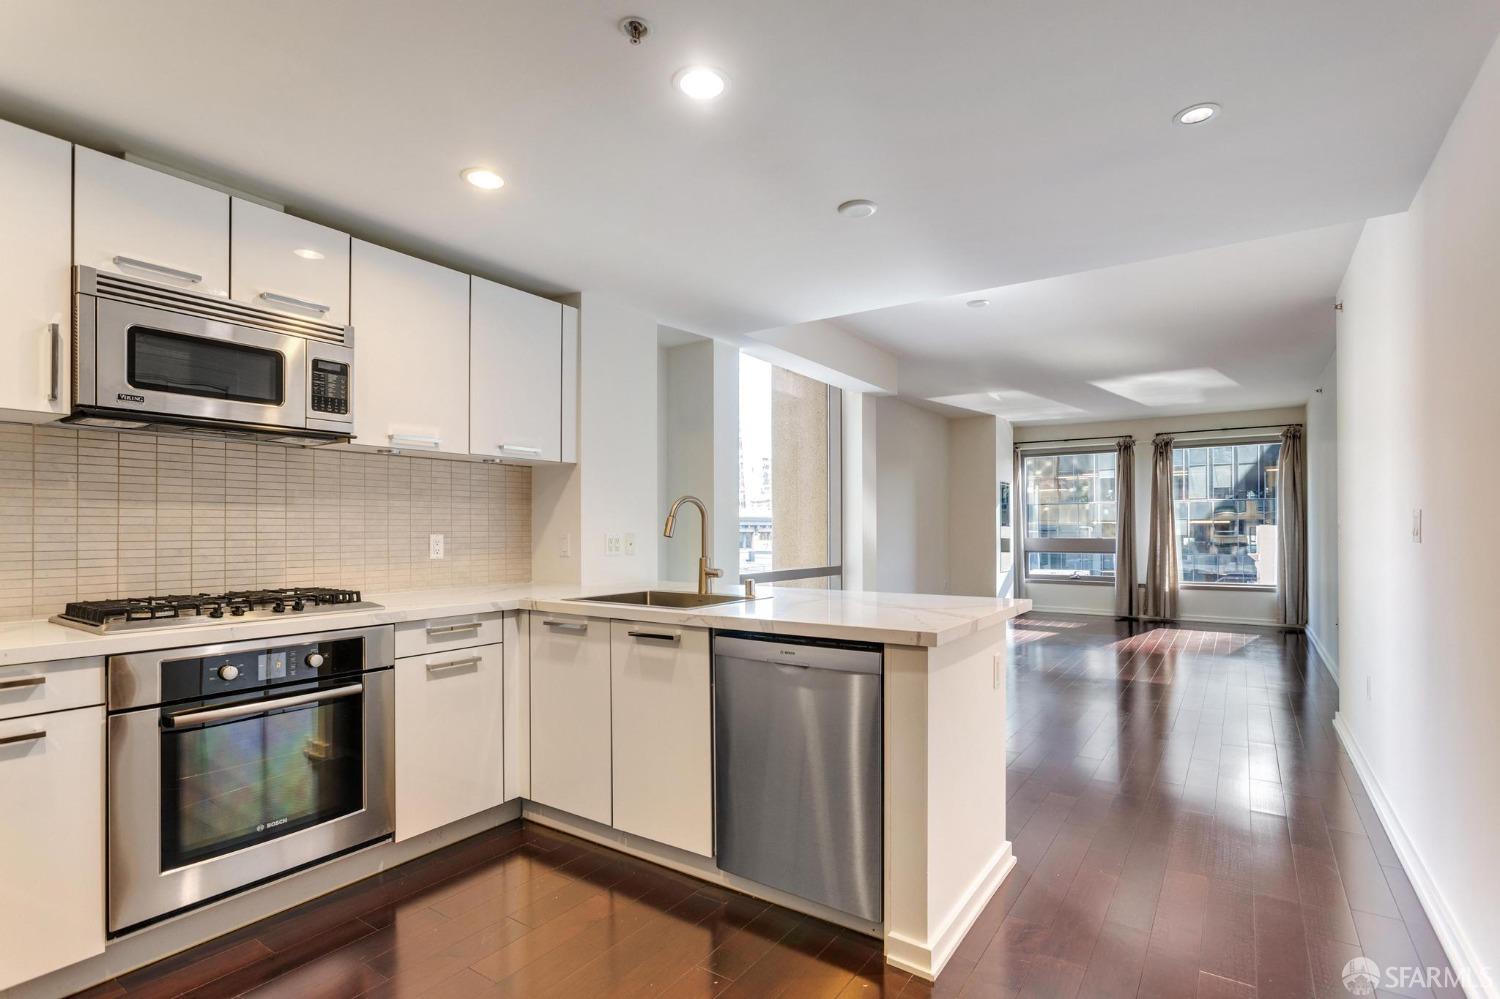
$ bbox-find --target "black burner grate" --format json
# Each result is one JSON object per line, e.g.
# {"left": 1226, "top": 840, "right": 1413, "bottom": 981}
{"left": 59, "top": 587, "right": 365, "bottom": 626}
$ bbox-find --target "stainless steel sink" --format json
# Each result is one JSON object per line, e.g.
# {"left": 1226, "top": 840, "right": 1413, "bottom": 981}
{"left": 568, "top": 590, "right": 750, "bottom": 608}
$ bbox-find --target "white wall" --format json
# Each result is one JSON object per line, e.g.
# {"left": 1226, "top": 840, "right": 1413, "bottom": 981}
{"left": 534, "top": 292, "right": 659, "bottom": 586}
{"left": 873, "top": 397, "right": 950, "bottom": 593}
{"left": 1334, "top": 34, "right": 1500, "bottom": 992}
{"left": 1014, "top": 407, "right": 1305, "bottom": 625}
{"left": 658, "top": 338, "right": 739, "bottom": 585}
{"left": 1306, "top": 353, "right": 1339, "bottom": 680}
{"left": 946, "top": 415, "right": 1014, "bottom": 597}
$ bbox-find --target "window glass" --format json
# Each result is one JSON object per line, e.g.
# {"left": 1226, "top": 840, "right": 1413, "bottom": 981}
{"left": 738, "top": 356, "right": 842, "bottom": 587}
{"left": 1174, "top": 439, "right": 1281, "bottom": 585}
{"left": 1023, "top": 449, "right": 1117, "bottom": 581}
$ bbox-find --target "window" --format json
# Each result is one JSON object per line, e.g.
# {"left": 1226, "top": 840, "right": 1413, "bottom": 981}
{"left": 738, "top": 355, "right": 843, "bottom": 587}
{"left": 1173, "top": 440, "right": 1280, "bottom": 585}
{"left": 1022, "top": 449, "right": 1117, "bottom": 581}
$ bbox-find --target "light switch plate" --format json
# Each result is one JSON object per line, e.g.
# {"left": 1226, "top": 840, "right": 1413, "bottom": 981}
{"left": 1411, "top": 508, "right": 1423, "bottom": 543}
{"left": 605, "top": 532, "right": 623, "bottom": 557}
{"left": 429, "top": 533, "right": 445, "bottom": 560}
{"left": 560, "top": 532, "right": 572, "bottom": 558}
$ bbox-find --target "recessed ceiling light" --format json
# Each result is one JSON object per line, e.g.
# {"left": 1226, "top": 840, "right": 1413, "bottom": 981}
{"left": 292, "top": 247, "right": 324, "bottom": 260}
{"left": 966, "top": 298, "right": 990, "bottom": 308}
{"left": 673, "top": 67, "right": 727, "bottom": 101}
{"left": 836, "top": 199, "right": 878, "bottom": 218}
{"left": 1174, "top": 102, "right": 1220, "bottom": 125}
{"left": 461, "top": 167, "right": 505, "bottom": 190}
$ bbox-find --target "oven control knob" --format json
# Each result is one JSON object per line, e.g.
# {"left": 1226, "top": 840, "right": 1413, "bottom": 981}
{"left": 217, "top": 664, "right": 241, "bottom": 681}
{"left": 305, "top": 653, "right": 326, "bottom": 670}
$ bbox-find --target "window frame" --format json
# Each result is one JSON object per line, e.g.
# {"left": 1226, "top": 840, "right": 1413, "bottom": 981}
{"left": 738, "top": 374, "right": 844, "bottom": 588}
{"left": 1020, "top": 445, "right": 1119, "bottom": 584}
{"left": 1171, "top": 435, "right": 1281, "bottom": 591}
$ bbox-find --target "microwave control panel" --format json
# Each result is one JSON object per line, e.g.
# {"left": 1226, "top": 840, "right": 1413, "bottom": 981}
{"left": 310, "top": 359, "right": 350, "bottom": 416}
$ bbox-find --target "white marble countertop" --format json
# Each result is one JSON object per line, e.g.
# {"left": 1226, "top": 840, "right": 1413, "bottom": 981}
{"left": 0, "top": 582, "right": 1030, "bottom": 667}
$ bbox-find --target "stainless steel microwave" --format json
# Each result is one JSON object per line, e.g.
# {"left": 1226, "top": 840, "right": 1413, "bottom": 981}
{"left": 69, "top": 266, "right": 355, "bottom": 445}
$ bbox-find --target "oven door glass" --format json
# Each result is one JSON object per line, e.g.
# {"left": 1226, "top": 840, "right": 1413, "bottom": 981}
{"left": 160, "top": 688, "right": 363, "bottom": 870}
{"left": 128, "top": 326, "right": 286, "bottom": 406}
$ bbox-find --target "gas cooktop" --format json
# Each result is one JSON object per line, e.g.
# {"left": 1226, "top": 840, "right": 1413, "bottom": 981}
{"left": 50, "top": 587, "right": 382, "bottom": 634}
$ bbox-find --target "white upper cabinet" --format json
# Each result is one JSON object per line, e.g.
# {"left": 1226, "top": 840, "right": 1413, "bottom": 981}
{"left": 230, "top": 199, "right": 350, "bottom": 326}
{"left": 349, "top": 240, "right": 470, "bottom": 456}
{"left": 73, "top": 147, "right": 229, "bottom": 297}
{"left": 610, "top": 622, "right": 713, "bottom": 856}
{"left": 0, "top": 119, "right": 71, "bottom": 422}
{"left": 470, "top": 278, "right": 564, "bottom": 462}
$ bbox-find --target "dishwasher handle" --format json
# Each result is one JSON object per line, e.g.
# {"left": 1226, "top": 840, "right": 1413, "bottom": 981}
{"left": 712, "top": 634, "right": 882, "bottom": 674}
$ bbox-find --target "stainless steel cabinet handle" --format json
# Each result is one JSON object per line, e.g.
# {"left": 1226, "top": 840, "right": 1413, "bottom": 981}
{"left": 542, "top": 619, "right": 588, "bottom": 632}
{"left": 260, "top": 291, "right": 331, "bottom": 315}
{"left": 427, "top": 656, "right": 482, "bottom": 674}
{"left": 112, "top": 255, "right": 202, "bottom": 284}
{"left": 0, "top": 675, "right": 46, "bottom": 691}
{"left": 498, "top": 444, "right": 542, "bottom": 455}
{"left": 0, "top": 730, "right": 45, "bottom": 748}
{"left": 47, "top": 323, "right": 61, "bottom": 402}
{"left": 388, "top": 434, "right": 441, "bottom": 449}
{"left": 167, "top": 683, "right": 362, "bottom": 728}
{"left": 627, "top": 630, "right": 680, "bottom": 643}
{"left": 427, "top": 622, "right": 481, "bottom": 637}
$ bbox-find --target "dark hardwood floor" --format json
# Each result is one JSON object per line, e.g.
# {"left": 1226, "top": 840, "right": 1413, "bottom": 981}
{"left": 78, "top": 614, "right": 1463, "bottom": 998}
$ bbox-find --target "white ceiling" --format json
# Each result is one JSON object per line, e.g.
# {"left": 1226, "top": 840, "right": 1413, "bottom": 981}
{"left": 1, "top": 0, "right": 1495, "bottom": 345}
{"left": 839, "top": 222, "right": 1363, "bottom": 423}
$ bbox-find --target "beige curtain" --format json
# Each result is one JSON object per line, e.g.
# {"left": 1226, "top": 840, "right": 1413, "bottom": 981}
{"left": 1012, "top": 448, "right": 1025, "bottom": 600}
{"left": 1277, "top": 426, "right": 1309, "bottom": 627}
{"left": 1113, "top": 437, "right": 1140, "bottom": 618}
{"left": 1143, "top": 435, "right": 1179, "bottom": 621}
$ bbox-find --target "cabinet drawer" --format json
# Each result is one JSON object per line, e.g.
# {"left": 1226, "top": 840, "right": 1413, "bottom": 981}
{"left": 395, "top": 643, "right": 505, "bottom": 841}
{"left": 0, "top": 705, "right": 106, "bottom": 990}
{"left": 395, "top": 612, "right": 503, "bottom": 658}
{"left": 0, "top": 657, "right": 104, "bottom": 722}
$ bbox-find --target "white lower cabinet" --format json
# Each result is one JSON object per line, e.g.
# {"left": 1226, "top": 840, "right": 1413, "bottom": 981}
{"left": 610, "top": 621, "right": 713, "bottom": 856}
{"left": 528, "top": 613, "right": 612, "bottom": 825}
{"left": 394, "top": 643, "right": 504, "bottom": 841}
{"left": 0, "top": 705, "right": 106, "bottom": 991}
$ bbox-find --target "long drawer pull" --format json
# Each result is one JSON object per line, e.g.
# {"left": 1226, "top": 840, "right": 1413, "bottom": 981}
{"left": 498, "top": 443, "right": 543, "bottom": 456}
{"left": 0, "top": 730, "right": 46, "bottom": 748}
{"left": 542, "top": 619, "right": 588, "bottom": 632}
{"left": 0, "top": 676, "right": 46, "bottom": 691}
{"left": 627, "top": 630, "right": 680, "bottom": 643}
{"left": 388, "top": 434, "right": 441, "bottom": 449}
{"left": 48, "top": 323, "right": 61, "bottom": 403}
{"left": 427, "top": 622, "right": 481, "bottom": 638}
{"left": 113, "top": 255, "right": 202, "bottom": 284}
{"left": 260, "top": 291, "right": 331, "bottom": 315}
{"left": 427, "top": 656, "right": 483, "bottom": 674}
{"left": 167, "top": 683, "right": 362, "bottom": 728}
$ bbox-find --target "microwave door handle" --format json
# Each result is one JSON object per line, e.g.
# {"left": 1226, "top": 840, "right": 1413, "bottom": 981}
{"left": 165, "top": 683, "right": 363, "bottom": 728}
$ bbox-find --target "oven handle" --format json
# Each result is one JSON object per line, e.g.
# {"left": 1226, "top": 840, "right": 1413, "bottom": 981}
{"left": 165, "top": 683, "right": 363, "bottom": 728}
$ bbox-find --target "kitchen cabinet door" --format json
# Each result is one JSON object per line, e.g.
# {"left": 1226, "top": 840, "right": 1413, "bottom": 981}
{"left": 610, "top": 621, "right": 713, "bottom": 856}
{"left": 395, "top": 643, "right": 504, "bottom": 841}
{"left": 528, "top": 613, "right": 612, "bottom": 825}
{"left": 0, "top": 119, "right": 71, "bottom": 421}
{"left": 470, "top": 277, "right": 564, "bottom": 462}
{"left": 0, "top": 706, "right": 106, "bottom": 991}
{"left": 349, "top": 240, "right": 470, "bottom": 456}
{"left": 74, "top": 146, "right": 229, "bottom": 297}
{"left": 230, "top": 199, "right": 351, "bottom": 326}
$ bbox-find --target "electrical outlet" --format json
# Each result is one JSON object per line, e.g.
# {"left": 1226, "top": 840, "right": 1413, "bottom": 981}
{"left": 1411, "top": 508, "right": 1423, "bottom": 543}
{"left": 429, "top": 533, "right": 445, "bottom": 560}
{"left": 623, "top": 532, "right": 636, "bottom": 556}
{"left": 560, "top": 532, "right": 572, "bottom": 558}
{"left": 605, "top": 532, "right": 623, "bottom": 556}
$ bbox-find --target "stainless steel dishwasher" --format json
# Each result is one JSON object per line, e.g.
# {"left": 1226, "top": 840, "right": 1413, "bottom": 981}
{"left": 713, "top": 631, "right": 882, "bottom": 922}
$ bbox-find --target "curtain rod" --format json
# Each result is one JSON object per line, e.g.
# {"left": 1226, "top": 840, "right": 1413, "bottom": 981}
{"left": 1016, "top": 422, "right": 1302, "bottom": 448}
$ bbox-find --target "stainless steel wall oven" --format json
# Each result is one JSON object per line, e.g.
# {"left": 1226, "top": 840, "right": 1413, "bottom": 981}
{"left": 106, "top": 626, "right": 394, "bottom": 934}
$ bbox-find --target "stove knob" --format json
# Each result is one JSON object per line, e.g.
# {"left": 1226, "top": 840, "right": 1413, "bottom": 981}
{"left": 217, "top": 664, "right": 241, "bottom": 681}
{"left": 306, "top": 653, "right": 326, "bottom": 670}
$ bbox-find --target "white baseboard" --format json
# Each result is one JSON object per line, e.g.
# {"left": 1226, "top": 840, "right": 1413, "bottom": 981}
{"left": 885, "top": 843, "right": 1016, "bottom": 982}
{"left": 1333, "top": 715, "right": 1495, "bottom": 999}
{"left": 1307, "top": 628, "right": 1339, "bottom": 685}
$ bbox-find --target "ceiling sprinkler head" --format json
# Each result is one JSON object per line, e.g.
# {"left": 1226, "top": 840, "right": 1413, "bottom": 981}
{"left": 619, "top": 17, "right": 650, "bottom": 45}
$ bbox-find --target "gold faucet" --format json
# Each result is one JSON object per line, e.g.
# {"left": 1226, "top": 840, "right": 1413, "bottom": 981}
{"left": 663, "top": 495, "right": 722, "bottom": 596}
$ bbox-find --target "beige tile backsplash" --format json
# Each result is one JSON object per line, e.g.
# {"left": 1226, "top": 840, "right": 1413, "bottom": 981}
{"left": 0, "top": 423, "right": 532, "bottom": 621}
